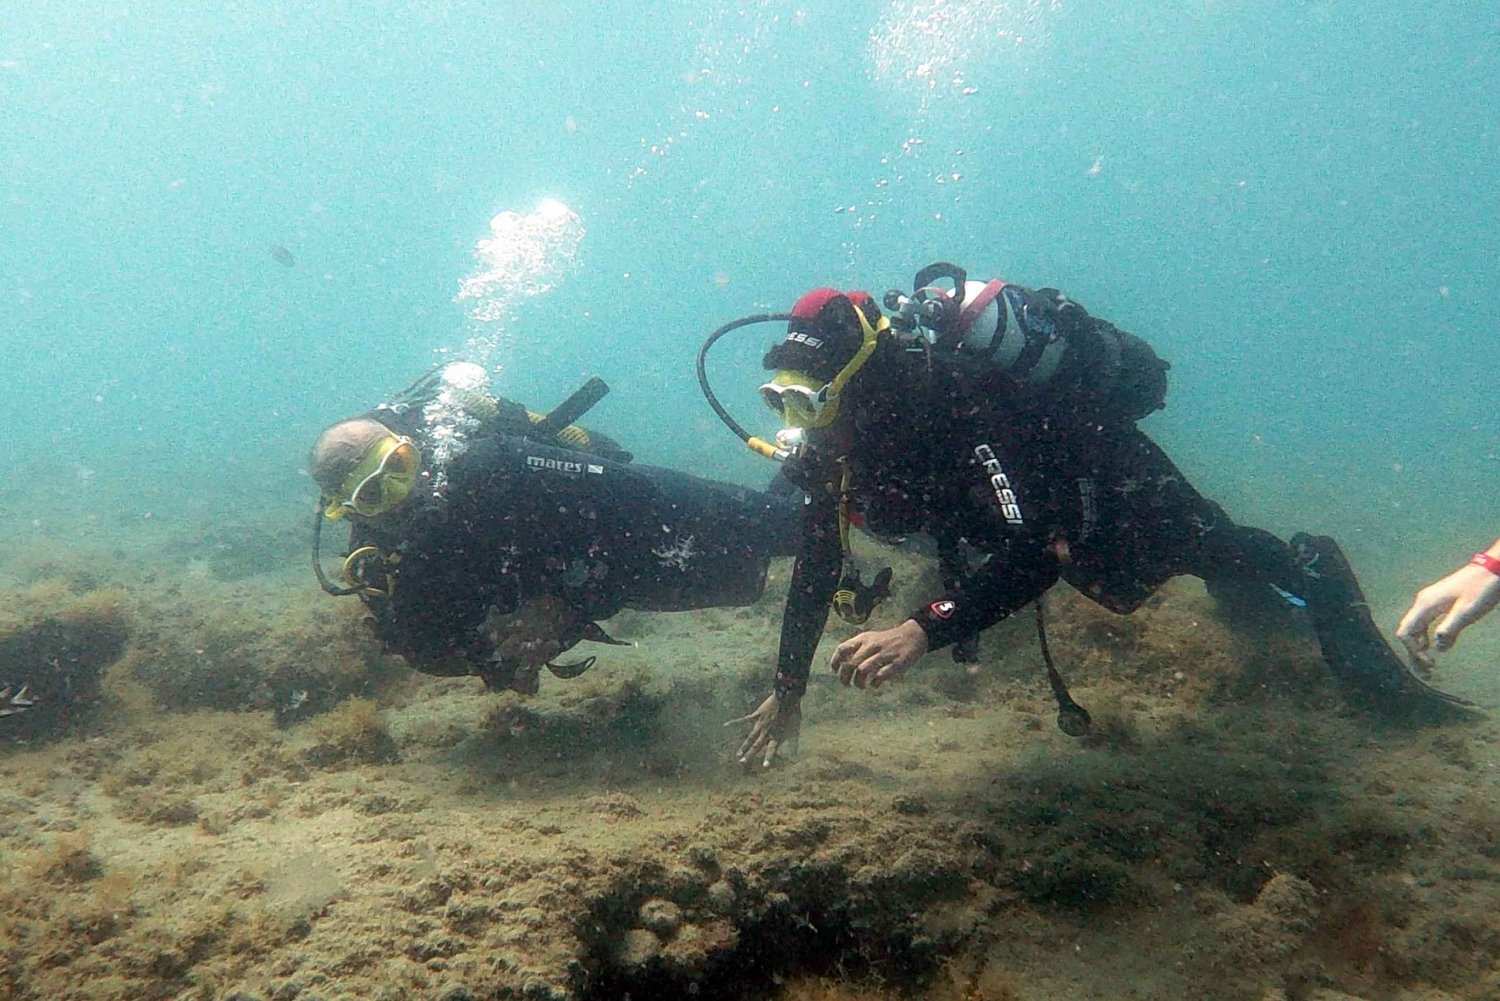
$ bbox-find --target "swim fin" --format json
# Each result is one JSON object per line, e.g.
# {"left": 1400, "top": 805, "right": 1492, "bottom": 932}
{"left": 1292, "top": 533, "right": 1480, "bottom": 723}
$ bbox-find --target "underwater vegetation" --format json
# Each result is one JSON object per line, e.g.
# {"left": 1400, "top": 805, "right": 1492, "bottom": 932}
{"left": 0, "top": 561, "right": 1496, "bottom": 999}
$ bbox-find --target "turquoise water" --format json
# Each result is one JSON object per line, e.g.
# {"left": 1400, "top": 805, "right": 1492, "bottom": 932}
{"left": 3, "top": 0, "right": 1496, "bottom": 687}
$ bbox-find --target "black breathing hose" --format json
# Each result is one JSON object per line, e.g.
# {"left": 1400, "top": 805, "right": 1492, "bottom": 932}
{"left": 311, "top": 510, "right": 360, "bottom": 596}
{"left": 696, "top": 312, "right": 794, "bottom": 446}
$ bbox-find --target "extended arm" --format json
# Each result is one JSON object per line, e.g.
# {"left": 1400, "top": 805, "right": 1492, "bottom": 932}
{"left": 773, "top": 492, "right": 844, "bottom": 696}
{"left": 909, "top": 551, "right": 1063, "bottom": 651}
{"left": 1397, "top": 540, "right": 1500, "bottom": 670}
{"left": 730, "top": 488, "right": 842, "bottom": 767}
{"left": 832, "top": 421, "right": 1063, "bottom": 688}
{"left": 831, "top": 551, "right": 1062, "bottom": 689}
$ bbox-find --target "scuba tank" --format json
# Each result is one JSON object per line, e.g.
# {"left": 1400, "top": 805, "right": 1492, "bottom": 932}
{"left": 884, "top": 262, "right": 1170, "bottom": 424}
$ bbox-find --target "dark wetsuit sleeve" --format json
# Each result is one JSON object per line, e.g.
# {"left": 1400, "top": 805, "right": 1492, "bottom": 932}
{"left": 773, "top": 491, "right": 842, "bottom": 697}
{"left": 904, "top": 404, "right": 1062, "bottom": 650}
{"left": 910, "top": 551, "right": 1060, "bottom": 651}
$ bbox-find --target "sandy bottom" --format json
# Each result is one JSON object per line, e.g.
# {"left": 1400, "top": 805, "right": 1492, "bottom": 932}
{"left": 2, "top": 532, "right": 1498, "bottom": 1001}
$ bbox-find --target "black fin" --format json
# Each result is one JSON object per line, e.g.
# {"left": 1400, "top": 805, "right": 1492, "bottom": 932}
{"left": 546, "top": 656, "right": 597, "bottom": 680}
{"left": 579, "top": 621, "right": 631, "bottom": 647}
{"left": 1292, "top": 533, "right": 1482, "bottom": 723}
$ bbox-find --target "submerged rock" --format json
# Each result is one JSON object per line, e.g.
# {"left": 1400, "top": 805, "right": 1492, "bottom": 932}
{"left": 637, "top": 898, "right": 682, "bottom": 938}
{"left": 614, "top": 928, "right": 661, "bottom": 966}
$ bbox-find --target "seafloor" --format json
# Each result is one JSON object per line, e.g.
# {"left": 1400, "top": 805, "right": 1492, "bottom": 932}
{"left": 2, "top": 500, "right": 1497, "bottom": 1001}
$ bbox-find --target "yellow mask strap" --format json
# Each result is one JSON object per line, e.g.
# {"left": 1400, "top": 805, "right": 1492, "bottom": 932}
{"left": 810, "top": 306, "right": 888, "bottom": 429}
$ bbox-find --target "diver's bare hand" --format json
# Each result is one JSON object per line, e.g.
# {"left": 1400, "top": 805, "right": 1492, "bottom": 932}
{"left": 726, "top": 691, "right": 801, "bottom": 768}
{"left": 1397, "top": 555, "right": 1500, "bottom": 671}
{"left": 830, "top": 619, "right": 929, "bottom": 689}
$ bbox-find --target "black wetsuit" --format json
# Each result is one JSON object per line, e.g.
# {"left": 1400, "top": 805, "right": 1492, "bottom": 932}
{"left": 346, "top": 427, "right": 799, "bottom": 684}
{"left": 771, "top": 306, "right": 1307, "bottom": 699}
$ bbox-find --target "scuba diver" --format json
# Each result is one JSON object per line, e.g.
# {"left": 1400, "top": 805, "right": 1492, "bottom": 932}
{"left": 310, "top": 361, "right": 800, "bottom": 694}
{"left": 699, "top": 263, "right": 1476, "bottom": 767}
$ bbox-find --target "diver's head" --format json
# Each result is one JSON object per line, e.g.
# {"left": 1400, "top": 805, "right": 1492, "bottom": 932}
{"left": 759, "top": 287, "right": 887, "bottom": 430}
{"left": 311, "top": 417, "right": 422, "bottom": 520}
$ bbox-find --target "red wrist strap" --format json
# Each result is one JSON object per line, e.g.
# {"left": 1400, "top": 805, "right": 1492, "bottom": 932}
{"left": 1469, "top": 552, "right": 1500, "bottom": 576}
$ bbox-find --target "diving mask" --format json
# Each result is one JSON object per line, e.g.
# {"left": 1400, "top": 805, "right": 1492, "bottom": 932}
{"left": 759, "top": 306, "right": 888, "bottom": 430}
{"left": 758, "top": 371, "right": 827, "bottom": 429}
{"left": 325, "top": 435, "right": 421, "bottom": 519}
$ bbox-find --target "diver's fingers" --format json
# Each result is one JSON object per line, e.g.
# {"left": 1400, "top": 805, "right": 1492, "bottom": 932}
{"left": 736, "top": 726, "right": 763, "bottom": 762}
{"left": 1435, "top": 574, "right": 1500, "bottom": 651}
{"left": 844, "top": 646, "right": 875, "bottom": 687}
{"left": 852, "top": 650, "right": 889, "bottom": 689}
{"left": 869, "top": 651, "right": 911, "bottom": 688}
{"left": 870, "top": 658, "right": 908, "bottom": 689}
{"left": 1395, "top": 616, "right": 1430, "bottom": 658}
{"left": 1405, "top": 644, "right": 1437, "bottom": 674}
{"left": 733, "top": 711, "right": 765, "bottom": 754}
{"left": 1396, "top": 628, "right": 1436, "bottom": 674}
{"left": 836, "top": 634, "right": 895, "bottom": 687}
{"left": 726, "top": 692, "right": 777, "bottom": 728}
{"left": 836, "top": 659, "right": 856, "bottom": 686}
{"left": 762, "top": 738, "right": 779, "bottom": 769}
{"left": 1434, "top": 599, "right": 1485, "bottom": 652}
{"left": 830, "top": 633, "right": 871, "bottom": 674}
{"left": 1396, "top": 595, "right": 1445, "bottom": 651}
{"left": 836, "top": 641, "right": 874, "bottom": 686}
{"left": 856, "top": 647, "right": 903, "bottom": 690}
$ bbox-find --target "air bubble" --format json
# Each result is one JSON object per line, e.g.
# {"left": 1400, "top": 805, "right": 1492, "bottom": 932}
{"left": 455, "top": 199, "right": 585, "bottom": 368}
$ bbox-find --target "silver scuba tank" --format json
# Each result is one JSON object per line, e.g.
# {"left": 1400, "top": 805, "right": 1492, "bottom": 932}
{"left": 886, "top": 263, "right": 1169, "bottom": 420}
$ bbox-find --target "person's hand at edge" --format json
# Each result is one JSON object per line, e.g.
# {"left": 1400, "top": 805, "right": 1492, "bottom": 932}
{"left": 1397, "top": 541, "right": 1500, "bottom": 671}
{"left": 727, "top": 691, "right": 802, "bottom": 768}
{"left": 830, "top": 619, "right": 930, "bottom": 690}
